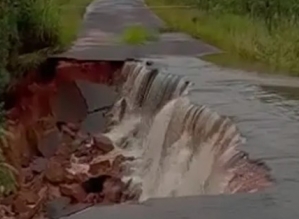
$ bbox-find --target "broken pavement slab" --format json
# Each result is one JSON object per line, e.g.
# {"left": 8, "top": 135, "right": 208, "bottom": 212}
{"left": 80, "top": 111, "right": 107, "bottom": 134}
{"left": 52, "top": 82, "right": 88, "bottom": 124}
{"left": 76, "top": 81, "right": 118, "bottom": 134}
{"left": 75, "top": 81, "right": 117, "bottom": 113}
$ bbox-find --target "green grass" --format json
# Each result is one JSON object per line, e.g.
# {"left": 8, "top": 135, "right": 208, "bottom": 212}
{"left": 7, "top": 0, "right": 93, "bottom": 74}
{"left": 121, "top": 25, "right": 158, "bottom": 45}
{"left": 145, "top": 0, "right": 299, "bottom": 76}
{"left": 55, "top": 0, "right": 94, "bottom": 47}
{"left": 202, "top": 53, "right": 279, "bottom": 74}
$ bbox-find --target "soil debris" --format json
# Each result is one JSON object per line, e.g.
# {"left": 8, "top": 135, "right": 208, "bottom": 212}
{"left": 0, "top": 61, "right": 136, "bottom": 219}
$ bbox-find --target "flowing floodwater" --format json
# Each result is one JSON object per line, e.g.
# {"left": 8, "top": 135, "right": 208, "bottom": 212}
{"left": 105, "top": 60, "right": 278, "bottom": 201}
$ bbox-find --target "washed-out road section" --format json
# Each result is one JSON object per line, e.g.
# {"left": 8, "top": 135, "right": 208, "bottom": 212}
{"left": 56, "top": 0, "right": 299, "bottom": 218}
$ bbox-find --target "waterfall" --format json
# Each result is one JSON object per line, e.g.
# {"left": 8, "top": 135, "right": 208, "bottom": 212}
{"left": 106, "top": 61, "right": 272, "bottom": 201}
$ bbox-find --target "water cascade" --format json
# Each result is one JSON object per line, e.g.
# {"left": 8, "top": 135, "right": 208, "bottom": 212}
{"left": 106, "top": 61, "right": 272, "bottom": 201}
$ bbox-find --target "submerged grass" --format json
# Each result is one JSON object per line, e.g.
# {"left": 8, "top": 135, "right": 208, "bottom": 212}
{"left": 121, "top": 25, "right": 159, "bottom": 45}
{"left": 145, "top": 0, "right": 299, "bottom": 75}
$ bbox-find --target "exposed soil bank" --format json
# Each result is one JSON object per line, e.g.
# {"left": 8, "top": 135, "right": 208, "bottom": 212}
{"left": 145, "top": 0, "right": 299, "bottom": 76}
{"left": 0, "top": 59, "right": 137, "bottom": 219}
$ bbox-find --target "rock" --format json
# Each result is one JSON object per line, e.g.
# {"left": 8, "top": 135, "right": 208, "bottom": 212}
{"left": 66, "top": 123, "right": 80, "bottom": 132}
{"left": 19, "top": 189, "right": 39, "bottom": 204}
{"left": 0, "top": 194, "right": 15, "bottom": 206}
{"left": 111, "top": 155, "right": 134, "bottom": 176}
{"left": 60, "top": 184, "right": 87, "bottom": 202}
{"left": 20, "top": 168, "right": 34, "bottom": 184}
{"left": 89, "top": 160, "right": 111, "bottom": 176}
{"left": 66, "top": 163, "right": 89, "bottom": 179}
{"left": 93, "top": 134, "right": 114, "bottom": 154}
{"left": 102, "top": 177, "right": 124, "bottom": 204}
{"left": 59, "top": 123, "right": 76, "bottom": 138}
{"left": 0, "top": 204, "right": 14, "bottom": 218}
{"left": 55, "top": 144, "right": 72, "bottom": 160}
{"left": 38, "top": 130, "right": 61, "bottom": 158}
{"left": 30, "top": 157, "right": 48, "bottom": 173}
{"left": 47, "top": 185, "right": 62, "bottom": 200}
{"left": 45, "top": 159, "right": 65, "bottom": 183}
{"left": 84, "top": 193, "right": 101, "bottom": 204}
{"left": 13, "top": 196, "right": 29, "bottom": 213}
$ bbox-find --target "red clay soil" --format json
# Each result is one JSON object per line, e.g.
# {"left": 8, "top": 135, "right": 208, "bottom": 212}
{"left": 0, "top": 60, "right": 136, "bottom": 219}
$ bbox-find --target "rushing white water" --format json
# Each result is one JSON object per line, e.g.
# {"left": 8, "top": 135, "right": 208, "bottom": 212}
{"left": 106, "top": 61, "right": 272, "bottom": 201}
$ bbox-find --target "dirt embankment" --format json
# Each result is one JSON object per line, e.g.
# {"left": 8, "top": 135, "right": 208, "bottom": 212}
{"left": 0, "top": 60, "right": 137, "bottom": 219}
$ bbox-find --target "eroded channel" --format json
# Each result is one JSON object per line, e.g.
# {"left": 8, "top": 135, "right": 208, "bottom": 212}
{"left": 0, "top": 59, "right": 273, "bottom": 218}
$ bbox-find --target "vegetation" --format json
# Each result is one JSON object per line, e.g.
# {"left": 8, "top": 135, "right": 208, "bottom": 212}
{"left": 0, "top": 0, "right": 91, "bottom": 196}
{"left": 121, "top": 25, "right": 158, "bottom": 45}
{"left": 146, "top": 0, "right": 299, "bottom": 75}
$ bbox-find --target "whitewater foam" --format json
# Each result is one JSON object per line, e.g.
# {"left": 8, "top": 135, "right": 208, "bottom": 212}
{"left": 106, "top": 61, "right": 272, "bottom": 201}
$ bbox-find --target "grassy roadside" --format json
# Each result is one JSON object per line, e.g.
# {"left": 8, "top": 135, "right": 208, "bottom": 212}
{"left": 13, "top": 0, "right": 93, "bottom": 72}
{"left": 55, "top": 0, "right": 94, "bottom": 47}
{"left": 145, "top": 0, "right": 299, "bottom": 76}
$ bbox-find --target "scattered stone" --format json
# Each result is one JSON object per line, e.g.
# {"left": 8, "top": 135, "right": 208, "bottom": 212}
{"left": 55, "top": 143, "right": 73, "bottom": 159}
{"left": 38, "top": 130, "right": 61, "bottom": 158}
{"left": 30, "top": 157, "right": 48, "bottom": 173}
{"left": 47, "top": 185, "right": 62, "bottom": 200}
{"left": 84, "top": 193, "right": 101, "bottom": 204}
{"left": 111, "top": 155, "right": 134, "bottom": 176}
{"left": 59, "top": 123, "right": 76, "bottom": 138}
{"left": 0, "top": 195, "right": 15, "bottom": 206}
{"left": 66, "top": 163, "right": 89, "bottom": 178}
{"left": 60, "top": 184, "right": 87, "bottom": 202}
{"left": 23, "top": 174, "right": 44, "bottom": 195}
{"left": 18, "top": 189, "right": 39, "bottom": 204}
{"left": 93, "top": 134, "right": 114, "bottom": 154}
{"left": 0, "top": 204, "right": 14, "bottom": 218}
{"left": 20, "top": 168, "right": 34, "bottom": 184}
{"left": 66, "top": 123, "right": 80, "bottom": 132}
{"left": 102, "top": 177, "right": 124, "bottom": 204}
{"left": 45, "top": 159, "right": 65, "bottom": 184}
{"left": 89, "top": 160, "right": 111, "bottom": 176}
{"left": 13, "top": 196, "right": 29, "bottom": 213}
